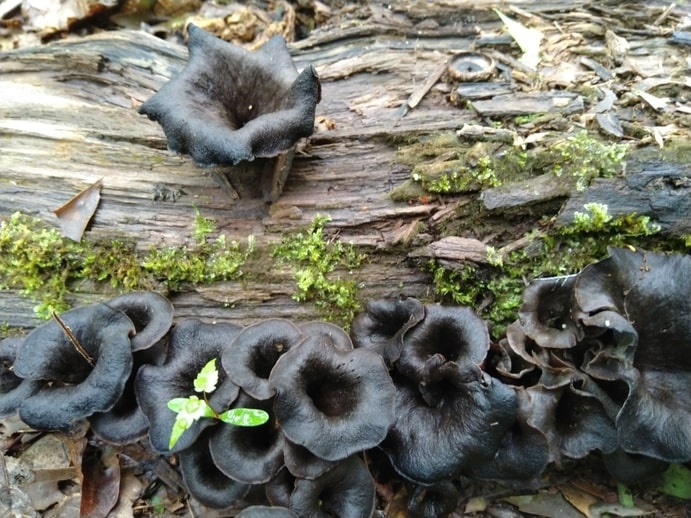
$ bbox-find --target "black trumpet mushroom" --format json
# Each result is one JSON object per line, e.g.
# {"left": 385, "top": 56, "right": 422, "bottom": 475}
{"left": 208, "top": 392, "right": 285, "bottom": 484}
{"left": 138, "top": 24, "right": 321, "bottom": 167}
{"left": 178, "top": 426, "right": 251, "bottom": 509}
{"left": 0, "top": 336, "right": 44, "bottom": 417}
{"left": 350, "top": 296, "right": 425, "bottom": 365}
{"left": 379, "top": 304, "right": 517, "bottom": 484}
{"left": 12, "top": 302, "right": 136, "bottom": 432}
{"left": 89, "top": 291, "right": 174, "bottom": 444}
{"left": 574, "top": 247, "right": 691, "bottom": 463}
{"left": 269, "top": 333, "right": 396, "bottom": 462}
{"left": 289, "top": 456, "right": 376, "bottom": 518}
{"left": 222, "top": 319, "right": 303, "bottom": 401}
{"left": 135, "top": 318, "right": 242, "bottom": 453}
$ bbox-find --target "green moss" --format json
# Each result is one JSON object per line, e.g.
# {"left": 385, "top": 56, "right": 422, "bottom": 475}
{"left": 394, "top": 129, "right": 625, "bottom": 201}
{"left": 0, "top": 210, "right": 254, "bottom": 318}
{"left": 514, "top": 113, "right": 544, "bottom": 125}
{"left": 143, "top": 209, "right": 254, "bottom": 291}
{"left": 272, "top": 214, "right": 366, "bottom": 328}
{"left": 547, "top": 131, "right": 627, "bottom": 191}
{"left": 427, "top": 204, "right": 675, "bottom": 338}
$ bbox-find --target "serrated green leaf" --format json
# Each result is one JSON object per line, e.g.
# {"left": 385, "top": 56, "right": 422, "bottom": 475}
{"left": 194, "top": 358, "right": 219, "bottom": 393}
{"left": 219, "top": 408, "right": 269, "bottom": 427}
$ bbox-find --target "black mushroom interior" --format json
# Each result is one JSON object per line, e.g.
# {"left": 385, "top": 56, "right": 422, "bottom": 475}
{"left": 12, "top": 302, "right": 136, "bottom": 432}
{"left": 269, "top": 333, "right": 396, "bottom": 461}
{"left": 138, "top": 24, "right": 320, "bottom": 166}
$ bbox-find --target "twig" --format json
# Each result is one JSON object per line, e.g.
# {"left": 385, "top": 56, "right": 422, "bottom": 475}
{"left": 653, "top": 3, "right": 676, "bottom": 27}
{"left": 51, "top": 311, "right": 94, "bottom": 367}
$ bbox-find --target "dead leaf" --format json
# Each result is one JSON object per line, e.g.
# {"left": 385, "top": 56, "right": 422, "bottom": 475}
{"left": 560, "top": 483, "right": 599, "bottom": 518}
{"left": 53, "top": 178, "right": 102, "bottom": 241}
{"left": 503, "top": 491, "right": 584, "bottom": 518}
{"left": 80, "top": 444, "right": 120, "bottom": 518}
{"left": 494, "top": 9, "right": 543, "bottom": 69}
{"left": 633, "top": 89, "right": 668, "bottom": 111}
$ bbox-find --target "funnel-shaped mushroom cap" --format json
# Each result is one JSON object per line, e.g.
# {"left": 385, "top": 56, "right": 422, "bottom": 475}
{"left": 519, "top": 275, "right": 581, "bottom": 349}
{"left": 90, "top": 343, "right": 168, "bottom": 445}
{"left": 283, "top": 438, "right": 337, "bottom": 480}
{"left": 13, "top": 303, "right": 135, "bottom": 432}
{"left": 350, "top": 296, "right": 425, "bottom": 364}
{"left": 138, "top": 24, "right": 320, "bottom": 166}
{"left": 237, "top": 506, "right": 298, "bottom": 518}
{"left": 179, "top": 427, "right": 251, "bottom": 509}
{"left": 106, "top": 291, "right": 174, "bottom": 351}
{"left": 395, "top": 304, "right": 489, "bottom": 385}
{"left": 290, "top": 456, "right": 375, "bottom": 518}
{"left": 209, "top": 392, "right": 285, "bottom": 484}
{"left": 299, "top": 321, "right": 353, "bottom": 352}
{"left": 602, "top": 448, "right": 669, "bottom": 485}
{"left": 269, "top": 334, "right": 396, "bottom": 461}
{"left": 465, "top": 387, "right": 550, "bottom": 481}
{"left": 222, "top": 319, "right": 303, "bottom": 401}
{"left": 381, "top": 373, "right": 516, "bottom": 484}
{"left": 135, "top": 319, "right": 242, "bottom": 453}
{"left": 406, "top": 481, "right": 459, "bottom": 518}
{"left": 0, "top": 337, "right": 44, "bottom": 417}
{"left": 575, "top": 248, "right": 691, "bottom": 462}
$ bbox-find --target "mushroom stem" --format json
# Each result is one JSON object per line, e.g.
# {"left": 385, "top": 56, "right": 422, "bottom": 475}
{"left": 51, "top": 311, "right": 94, "bottom": 367}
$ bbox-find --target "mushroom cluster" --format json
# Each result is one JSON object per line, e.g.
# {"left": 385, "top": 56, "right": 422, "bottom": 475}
{"left": 2, "top": 247, "right": 689, "bottom": 515}
{"left": 496, "top": 247, "right": 691, "bottom": 483}
{"left": 135, "top": 317, "right": 393, "bottom": 513}
{"left": 0, "top": 291, "right": 173, "bottom": 440}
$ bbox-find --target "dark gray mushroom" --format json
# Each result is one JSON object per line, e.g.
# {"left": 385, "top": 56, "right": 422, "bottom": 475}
{"left": 138, "top": 24, "right": 320, "bottom": 166}
{"left": 13, "top": 303, "right": 135, "bottom": 432}
{"left": 0, "top": 336, "right": 44, "bottom": 417}
{"left": 236, "top": 506, "right": 298, "bottom": 518}
{"left": 178, "top": 427, "right": 252, "bottom": 509}
{"left": 395, "top": 304, "right": 490, "bottom": 390}
{"left": 208, "top": 392, "right": 285, "bottom": 484}
{"left": 283, "top": 438, "right": 337, "bottom": 480}
{"left": 105, "top": 291, "right": 174, "bottom": 351}
{"left": 406, "top": 481, "right": 459, "bottom": 518}
{"left": 350, "top": 296, "right": 425, "bottom": 365}
{"left": 518, "top": 275, "right": 582, "bottom": 349}
{"left": 135, "top": 319, "right": 242, "bottom": 453}
{"left": 269, "top": 334, "right": 396, "bottom": 461}
{"left": 299, "top": 321, "right": 353, "bottom": 352}
{"left": 222, "top": 319, "right": 303, "bottom": 401}
{"left": 290, "top": 456, "right": 375, "bottom": 518}
{"left": 380, "top": 372, "right": 516, "bottom": 484}
{"left": 89, "top": 342, "right": 168, "bottom": 445}
{"left": 574, "top": 248, "right": 691, "bottom": 462}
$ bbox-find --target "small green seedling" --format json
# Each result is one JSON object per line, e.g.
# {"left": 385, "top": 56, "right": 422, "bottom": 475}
{"left": 167, "top": 359, "right": 269, "bottom": 450}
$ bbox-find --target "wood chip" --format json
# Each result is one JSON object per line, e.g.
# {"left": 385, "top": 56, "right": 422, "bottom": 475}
{"left": 409, "top": 236, "right": 489, "bottom": 264}
{"left": 471, "top": 92, "right": 584, "bottom": 117}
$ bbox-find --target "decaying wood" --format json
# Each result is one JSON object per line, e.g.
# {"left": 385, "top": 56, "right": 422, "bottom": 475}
{"left": 1, "top": 1, "right": 690, "bottom": 328}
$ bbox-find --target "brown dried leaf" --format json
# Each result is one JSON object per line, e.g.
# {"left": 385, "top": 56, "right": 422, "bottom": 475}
{"left": 53, "top": 178, "right": 102, "bottom": 242}
{"left": 80, "top": 445, "right": 120, "bottom": 518}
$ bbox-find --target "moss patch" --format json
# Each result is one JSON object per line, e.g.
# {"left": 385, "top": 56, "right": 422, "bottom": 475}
{"left": 427, "top": 203, "right": 685, "bottom": 338}
{"left": 272, "top": 214, "right": 366, "bottom": 328}
{"left": 393, "top": 129, "right": 626, "bottom": 200}
{"left": 0, "top": 210, "right": 254, "bottom": 319}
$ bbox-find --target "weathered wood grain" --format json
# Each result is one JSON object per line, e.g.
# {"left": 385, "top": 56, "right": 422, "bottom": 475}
{"left": 1, "top": 0, "right": 689, "bottom": 329}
